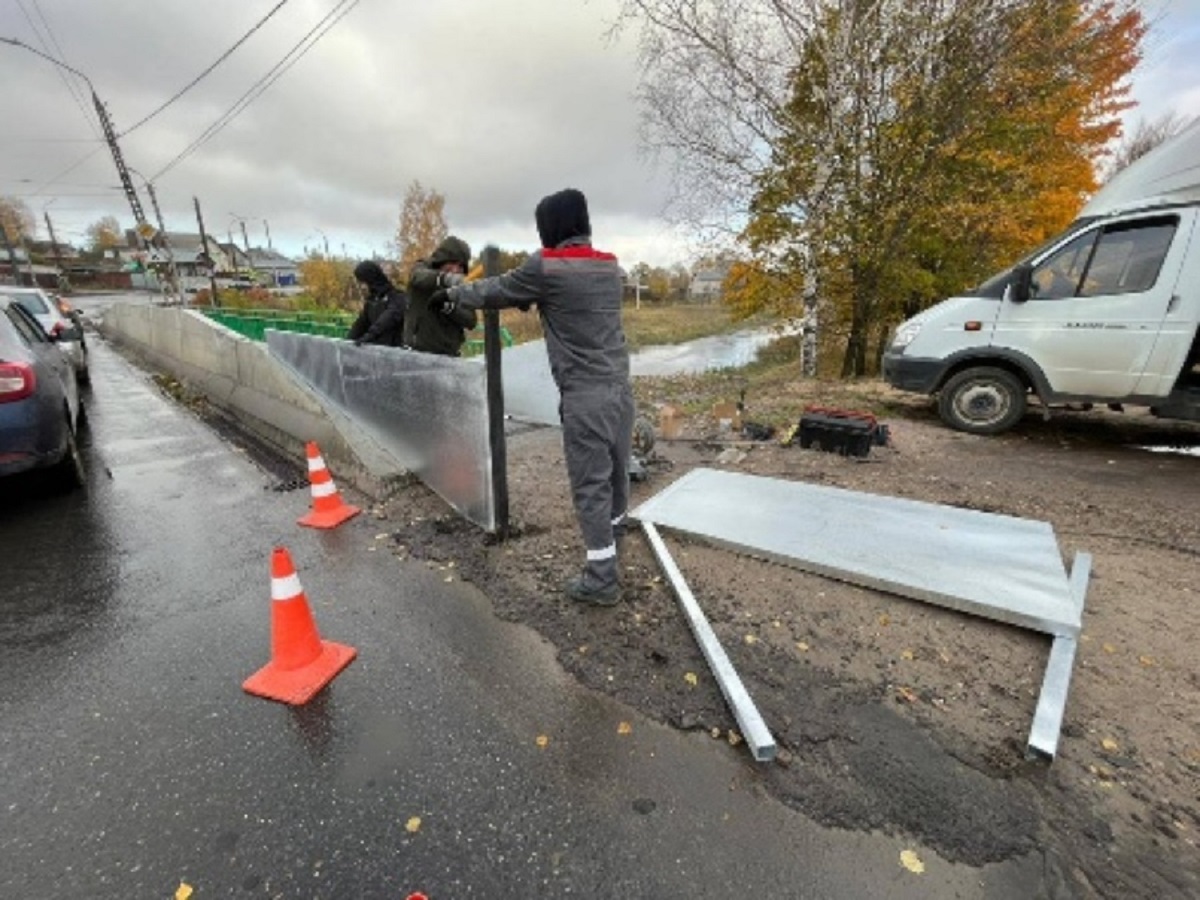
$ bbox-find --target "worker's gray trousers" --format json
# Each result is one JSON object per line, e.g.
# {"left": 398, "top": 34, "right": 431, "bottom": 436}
{"left": 560, "top": 381, "right": 635, "bottom": 589}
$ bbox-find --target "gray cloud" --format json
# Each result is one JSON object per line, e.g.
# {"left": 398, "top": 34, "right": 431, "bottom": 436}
{"left": 2, "top": 0, "right": 1197, "bottom": 266}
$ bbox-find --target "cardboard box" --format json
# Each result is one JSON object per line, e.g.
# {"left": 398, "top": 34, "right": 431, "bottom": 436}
{"left": 711, "top": 401, "right": 743, "bottom": 434}
{"left": 658, "top": 404, "right": 684, "bottom": 440}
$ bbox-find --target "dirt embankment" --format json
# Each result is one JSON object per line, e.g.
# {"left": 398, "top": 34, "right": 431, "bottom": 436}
{"left": 379, "top": 392, "right": 1200, "bottom": 900}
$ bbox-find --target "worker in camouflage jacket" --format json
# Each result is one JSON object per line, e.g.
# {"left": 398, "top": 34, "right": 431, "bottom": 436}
{"left": 404, "top": 236, "right": 478, "bottom": 356}
{"left": 348, "top": 260, "right": 407, "bottom": 347}
{"left": 437, "top": 188, "right": 634, "bottom": 606}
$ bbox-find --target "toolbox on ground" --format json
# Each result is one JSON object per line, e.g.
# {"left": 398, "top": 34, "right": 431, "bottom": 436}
{"left": 797, "top": 407, "right": 889, "bottom": 457}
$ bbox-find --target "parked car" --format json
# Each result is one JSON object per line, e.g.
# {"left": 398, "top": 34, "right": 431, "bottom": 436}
{"left": 0, "top": 295, "right": 86, "bottom": 489}
{"left": 0, "top": 286, "right": 90, "bottom": 384}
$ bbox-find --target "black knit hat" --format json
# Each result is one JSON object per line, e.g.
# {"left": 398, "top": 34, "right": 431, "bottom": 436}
{"left": 535, "top": 188, "right": 591, "bottom": 249}
{"left": 353, "top": 260, "right": 391, "bottom": 292}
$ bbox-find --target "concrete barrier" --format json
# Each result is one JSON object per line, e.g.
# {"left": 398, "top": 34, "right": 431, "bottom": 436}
{"left": 98, "top": 304, "right": 406, "bottom": 497}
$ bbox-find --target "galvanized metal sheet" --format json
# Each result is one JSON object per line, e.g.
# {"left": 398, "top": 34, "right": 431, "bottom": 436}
{"left": 643, "top": 522, "right": 776, "bottom": 762}
{"left": 1027, "top": 552, "right": 1092, "bottom": 759}
{"left": 268, "top": 332, "right": 494, "bottom": 530}
{"left": 493, "top": 339, "right": 559, "bottom": 426}
{"left": 632, "top": 468, "right": 1081, "bottom": 637}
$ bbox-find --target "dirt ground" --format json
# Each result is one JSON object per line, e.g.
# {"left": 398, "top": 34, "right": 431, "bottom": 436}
{"left": 375, "top": 390, "right": 1200, "bottom": 900}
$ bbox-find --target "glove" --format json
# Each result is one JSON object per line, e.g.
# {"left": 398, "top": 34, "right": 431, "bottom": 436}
{"left": 438, "top": 271, "right": 466, "bottom": 289}
{"left": 433, "top": 289, "right": 458, "bottom": 317}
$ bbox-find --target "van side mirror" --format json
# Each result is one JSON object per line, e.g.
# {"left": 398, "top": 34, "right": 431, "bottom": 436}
{"left": 1009, "top": 263, "right": 1032, "bottom": 303}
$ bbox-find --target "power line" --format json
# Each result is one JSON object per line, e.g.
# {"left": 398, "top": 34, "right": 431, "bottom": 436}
{"left": 153, "top": 0, "right": 361, "bottom": 181}
{"left": 120, "top": 0, "right": 293, "bottom": 137}
{"left": 16, "top": 0, "right": 100, "bottom": 137}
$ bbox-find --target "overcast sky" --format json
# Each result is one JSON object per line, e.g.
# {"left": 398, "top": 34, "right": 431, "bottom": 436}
{"left": 1, "top": 0, "right": 1199, "bottom": 268}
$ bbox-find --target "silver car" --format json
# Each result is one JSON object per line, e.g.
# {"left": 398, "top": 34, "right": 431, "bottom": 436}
{"left": 0, "top": 286, "right": 89, "bottom": 384}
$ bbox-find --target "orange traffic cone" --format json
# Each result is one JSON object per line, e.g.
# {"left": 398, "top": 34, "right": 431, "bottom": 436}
{"left": 298, "top": 441, "right": 360, "bottom": 529}
{"left": 242, "top": 546, "right": 357, "bottom": 705}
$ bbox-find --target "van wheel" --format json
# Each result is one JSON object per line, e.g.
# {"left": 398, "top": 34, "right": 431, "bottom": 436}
{"left": 938, "top": 367, "right": 1027, "bottom": 435}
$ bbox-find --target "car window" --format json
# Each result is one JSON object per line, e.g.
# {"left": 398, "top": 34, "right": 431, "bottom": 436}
{"left": 0, "top": 308, "right": 30, "bottom": 355}
{"left": 4, "top": 303, "right": 50, "bottom": 345}
{"left": 0, "top": 290, "right": 51, "bottom": 315}
{"left": 1077, "top": 218, "right": 1177, "bottom": 297}
{"left": 1031, "top": 232, "right": 1096, "bottom": 300}
{"left": 1031, "top": 216, "right": 1179, "bottom": 301}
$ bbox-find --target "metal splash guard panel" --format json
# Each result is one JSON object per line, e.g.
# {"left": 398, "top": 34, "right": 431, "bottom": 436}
{"left": 268, "top": 332, "right": 494, "bottom": 530}
{"left": 632, "top": 468, "right": 1090, "bottom": 758}
{"left": 633, "top": 468, "right": 1081, "bottom": 637}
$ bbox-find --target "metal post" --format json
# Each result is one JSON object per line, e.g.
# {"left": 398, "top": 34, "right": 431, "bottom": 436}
{"left": 194, "top": 197, "right": 220, "bottom": 307}
{"left": 263, "top": 219, "right": 272, "bottom": 250}
{"left": 482, "top": 244, "right": 509, "bottom": 539}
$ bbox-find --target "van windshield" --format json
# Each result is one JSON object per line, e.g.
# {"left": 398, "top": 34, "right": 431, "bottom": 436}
{"left": 971, "top": 216, "right": 1100, "bottom": 298}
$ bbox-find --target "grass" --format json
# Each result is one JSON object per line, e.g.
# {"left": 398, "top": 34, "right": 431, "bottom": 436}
{"left": 632, "top": 333, "right": 932, "bottom": 433}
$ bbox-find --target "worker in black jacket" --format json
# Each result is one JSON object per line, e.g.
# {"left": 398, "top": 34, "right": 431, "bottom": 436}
{"left": 348, "top": 260, "right": 406, "bottom": 347}
{"left": 438, "top": 188, "right": 634, "bottom": 606}
{"left": 404, "top": 236, "right": 478, "bottom": 355}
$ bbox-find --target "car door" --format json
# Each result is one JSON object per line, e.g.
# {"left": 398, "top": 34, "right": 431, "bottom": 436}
{"left": 4, "top": 302, "right": 78, "bottom": 423}
{"left": 993, "top": 210, "right": 1195, "bottom": 397}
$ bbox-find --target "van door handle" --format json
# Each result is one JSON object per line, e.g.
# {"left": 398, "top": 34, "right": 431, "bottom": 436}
{"left": 1167, "top": 294, "right": 1180, "bottom": 313}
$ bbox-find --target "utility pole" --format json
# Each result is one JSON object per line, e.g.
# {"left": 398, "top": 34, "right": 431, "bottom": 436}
{"left": 0, "top": 225, "right": 19, "bottom": 285}
{"left": 263, "top": 219, "right": 272, "bottom": 250}
{"left": 194, "top": 197, "right": 220, "bottom": 307}
{"left": 240, "top": 220, "right": 249, "bottom": 252}
{"left": 142, "top": 179, "right": 181, "bottom": 302}
{"left": 0, "top": 39, "right": 152, "bottom": 256}
{"left": 44, "top": 211, "right": 65, "bottom": 281}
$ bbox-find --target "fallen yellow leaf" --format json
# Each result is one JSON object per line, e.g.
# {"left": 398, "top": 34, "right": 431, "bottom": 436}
{"left": 795, "top": 641, "right": 810, "bottom": 652}
{"left": 1139, "top": 655, "right": 1157, "bottom": 667}
{"left": 406, "top": 816, "right": 422, "bottom": 833}
{"left": 684, "top": 672, "right": 699, "bottom": 686}
{"left": 744, "top": 634, "right": 759, "bottom": 645}
{"left": 878, "top": 614, "right": 891, "bottom": 627}
{"left": 896, "top": 686, "right": 918, "bottom": 704}
{"left": 176, "top": 884, "right": 193, "bottom": 900}
{"left": 900, "top": 849, "right": 925, "bottom": 874}
{"left": 900, "top": 649, "right": 915, "bottom": 661}
{"left": 1101, "top": 737, "right": 1119, "bottom": 752}
{"left": 535, "top": 734, "right": 549, "bottom": 749}
{"left": 1102, "top": 643, "right": 1117, "bottom": 654}
{"left": 727, "top": 730, "right": 743, "bottom": 746}
{"left": 617, "top": 721, "right": 633, "bottom": 735}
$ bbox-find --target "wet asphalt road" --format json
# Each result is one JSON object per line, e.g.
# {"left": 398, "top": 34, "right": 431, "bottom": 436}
{"left": 0, "top": 301, "right": 1044, "bottom": 898}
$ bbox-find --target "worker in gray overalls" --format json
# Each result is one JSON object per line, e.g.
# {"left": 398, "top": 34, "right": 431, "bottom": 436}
{"left": 436, "top": 188, "right": 635, "bottom": 606}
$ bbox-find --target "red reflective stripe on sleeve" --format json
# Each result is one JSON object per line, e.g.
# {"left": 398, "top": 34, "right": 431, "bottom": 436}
{"left": 542, "top": 247, "right": 617, "bottom": 261}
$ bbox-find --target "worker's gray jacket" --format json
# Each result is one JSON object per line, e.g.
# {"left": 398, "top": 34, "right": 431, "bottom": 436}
{"left": 449, "top": 239, "right": 629, "bottom": 391}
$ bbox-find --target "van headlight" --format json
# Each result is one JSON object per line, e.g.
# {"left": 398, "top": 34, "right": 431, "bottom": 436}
{"left": 891, "top": 321, "right": 922, "bottom": 350}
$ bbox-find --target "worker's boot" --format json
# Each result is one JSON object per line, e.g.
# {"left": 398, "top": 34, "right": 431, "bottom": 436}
{"left": 564, "top": 558, "right": 621, "bottom": 606}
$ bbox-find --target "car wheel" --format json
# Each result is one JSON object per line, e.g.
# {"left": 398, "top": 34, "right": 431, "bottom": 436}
{"left": 52, "top": 414, "right": 86, "bottom": 490}
{"left": 77, "top": 343, "right": 91, "bottom": 386}
{"left": 937, "top": 366, "right": 1027, "bottom": 435}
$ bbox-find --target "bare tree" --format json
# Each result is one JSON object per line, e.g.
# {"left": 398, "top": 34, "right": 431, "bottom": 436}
{"left": 1104, "top": 111, "right": 1193, "bottom": 181}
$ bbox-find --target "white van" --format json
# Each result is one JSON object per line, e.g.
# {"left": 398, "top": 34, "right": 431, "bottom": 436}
{"left": 883, "top": 120, "right": 1200, "bottom": 434}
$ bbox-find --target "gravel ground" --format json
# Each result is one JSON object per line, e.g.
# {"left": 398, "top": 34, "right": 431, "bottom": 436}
{"left": 376, "top": 393, "right": 1200, "bottom": 900}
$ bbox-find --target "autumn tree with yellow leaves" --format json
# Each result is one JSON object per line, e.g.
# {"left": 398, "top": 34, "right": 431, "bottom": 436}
{"left": 620, "top": 0, "right": 1145, "bottom": 375}
{"left": 393, "top": 180, "right": 448, "bottom": 282}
